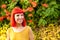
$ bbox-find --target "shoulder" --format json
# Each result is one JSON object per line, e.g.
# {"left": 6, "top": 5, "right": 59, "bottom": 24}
{"left": 26, "top": 26, "right": 33, "bottom": 32}
{"left": 26, "top": 26, "right": 31, "bottom": 29}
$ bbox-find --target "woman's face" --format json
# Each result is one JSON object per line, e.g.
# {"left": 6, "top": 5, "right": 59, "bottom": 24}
{"left": 14, "top": 13, "right": 24, "bottom": 24}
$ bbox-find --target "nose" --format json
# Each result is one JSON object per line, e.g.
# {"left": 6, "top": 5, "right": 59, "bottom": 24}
{"left": 18, "top": 16, "right": 24, "bottom": 19}
{"left": 19, "top": 16, "right": 22, "bottom": 18}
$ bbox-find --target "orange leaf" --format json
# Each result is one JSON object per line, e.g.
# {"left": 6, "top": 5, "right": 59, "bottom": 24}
{"left": 1, "top": 4, "right": 6, "bottom": 9}
{"left": 28, "top": 13, "right": 33, "bottom": 17}
{"left": 7, "top": 16, "right": 11, "bottom": 20}
{"left": 28, "top": 20, "right": 32, "bottom": 23}
{"left": 4, "top": 9, "right": 10, "bottom": 17}
{"left": 27, "top": 7, "right": 33, "bottom": 12}
{"left": 29, "top": 0, "right": 32, "bottom": 3}
{"left": 42, "top": 4, "right": 48, "bottom": 8}
{"left": 31, "top": 1, "right": 37, "bottom": 8}
{"left": 0, "top": 16, "right": 5, "bottom": 21}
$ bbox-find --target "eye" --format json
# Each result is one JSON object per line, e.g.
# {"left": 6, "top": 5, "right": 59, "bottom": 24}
{"left": 21, "top": 14, "right": 24, "bottom": 16}
{"left": 16, "top": 15, "right": 19, "bottom": 16}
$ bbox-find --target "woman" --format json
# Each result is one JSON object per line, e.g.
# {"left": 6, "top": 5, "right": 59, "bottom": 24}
{"left": 6, "top": 7, "right": 34, "bottom": 40}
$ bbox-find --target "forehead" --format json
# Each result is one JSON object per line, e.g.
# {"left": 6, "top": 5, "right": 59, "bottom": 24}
{"left": 15, "top": 13, "right": 24, "bottom": 15}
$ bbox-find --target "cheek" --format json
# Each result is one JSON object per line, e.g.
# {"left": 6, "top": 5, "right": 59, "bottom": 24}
{"left": 14, "top": 17, "right": 17, "bottom": 21}
{"left": 14, "top": 16, "right": 24, "bottom": 21}
{"left": 21, "top": 16, "right": 24, "bottom": 19}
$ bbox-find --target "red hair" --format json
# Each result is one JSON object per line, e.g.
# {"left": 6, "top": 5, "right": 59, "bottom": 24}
{"left": 10, "top": 7, "right": 26, "bottom": 27}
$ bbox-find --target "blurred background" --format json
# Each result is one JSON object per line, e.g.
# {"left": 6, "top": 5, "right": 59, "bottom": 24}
{"left": 0, "top": 0, "right": 60, "bottom": 40}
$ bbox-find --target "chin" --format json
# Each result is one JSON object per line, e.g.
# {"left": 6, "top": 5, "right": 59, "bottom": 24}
{"left": 17, "top": 22, "right": 23, "bottom": 24}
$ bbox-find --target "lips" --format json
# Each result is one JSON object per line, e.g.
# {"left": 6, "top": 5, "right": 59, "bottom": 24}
{"left": 17, "top": 18, "right": 23, "bottom": 22}
{"left": 17, "top": 18, "right": 23, "bottom": 21}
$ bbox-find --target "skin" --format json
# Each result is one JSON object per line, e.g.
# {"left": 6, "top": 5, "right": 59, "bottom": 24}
{"left": 7, "top": 13, "right": 34, "bottom": 40}
{"left": 14, "top": 13, "right": 24, "bottom": 28}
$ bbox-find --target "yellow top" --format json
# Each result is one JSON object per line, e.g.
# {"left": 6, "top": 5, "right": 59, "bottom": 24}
{"left": 7, "top": 26, "right": 32, "bottom": 40}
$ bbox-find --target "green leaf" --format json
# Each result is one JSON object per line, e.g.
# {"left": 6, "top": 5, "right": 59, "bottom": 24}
{"left": 38, "top": 18, "right": 47, "bottom": 26}
{"left": 7, "top": 0, "right": 19, "bottom": 12}
{"left": 1, "top": 11, "right": 6, "bottom": 16}
{"left": 49, "top": 1, "right": 56, "bottom": 5}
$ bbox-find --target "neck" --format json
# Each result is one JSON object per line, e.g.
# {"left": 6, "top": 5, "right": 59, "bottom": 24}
{"left": 16, "top": 23, "right": 23, "bottom": 28}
